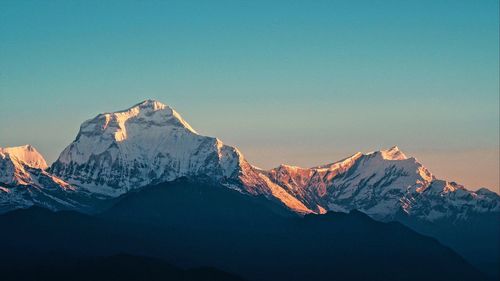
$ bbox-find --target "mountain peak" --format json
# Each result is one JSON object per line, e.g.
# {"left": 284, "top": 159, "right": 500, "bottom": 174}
{"left": 133, "top": 99, "right": 167, "bottom": 111}
{"left": 57, "top": 100, "right": 203, "bottom": 168}
{"left": 378, "top": 145, "right": 407, "bottom": 160}
{"left": 78, "top": 99, "right": 197, "bottom": 142}
{"left": 0, "top": 145, "right": 48, "bottom": 170}
{"left": 128, "top": 99, "right": 197, "bottom": 134}
{"left": 51, "top": 100, "right": 251, "bottom": 197}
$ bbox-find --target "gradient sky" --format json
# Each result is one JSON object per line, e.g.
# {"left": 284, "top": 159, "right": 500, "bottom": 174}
{"left": 0, "top": 0, "right": 498, "bottom": 192}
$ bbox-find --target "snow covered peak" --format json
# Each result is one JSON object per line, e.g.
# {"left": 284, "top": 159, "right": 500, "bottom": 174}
{"left": 51, "top": 100, "right": 250, "bottom": 196}
{"left": 49, "top": 100, "right": 316, "bottom": 213}
{"left": 57, "top": 100, "right": 201, "bottom": 166}
{"left": 373, "top": 146, "right": 408, "bottom": 160}
{"left": 0, "top": 144, "right": 85, "bottom": 214}
{"left": 0, "top": 145, "right": 48, "bottom": 170}
{"left": 134, "top": 99, "right": 168, "bottom": 111}
{"left": 89, "top": 99, "right": 198, "bottom": 138}
{"left": 264, "top": 146, "right": 500, "bottom": 220}
{"left": 0, "top": 144, "right": 74, "bottom": 192}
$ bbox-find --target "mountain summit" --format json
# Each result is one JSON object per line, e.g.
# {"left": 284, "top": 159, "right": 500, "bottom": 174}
{"left": 51, "top": 99, "right": 240, "bottom": 195}
{"left": 0, "top": 145, "right": 48, "bottom": 170}
{"left": 377, "top": 145, "right": 407, "bottom": 160}
{"left": 0, "top": 145, "right": 56, "bottom": 187}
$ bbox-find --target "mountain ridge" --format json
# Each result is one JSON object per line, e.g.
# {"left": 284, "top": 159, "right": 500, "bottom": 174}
{"left": 1, "top": 99, "right": 498, "bottom": 221}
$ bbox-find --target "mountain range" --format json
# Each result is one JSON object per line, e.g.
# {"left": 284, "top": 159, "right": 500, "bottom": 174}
{"left": 1, "top": 99, "right": 499, "bottom": 280}
{"left": 2, "top": 100, "right": 498, "bottom": 219}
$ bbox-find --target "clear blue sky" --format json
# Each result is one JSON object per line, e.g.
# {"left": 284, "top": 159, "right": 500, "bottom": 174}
{"left": 0, "top": 0, "right": 498, "bottom": 191}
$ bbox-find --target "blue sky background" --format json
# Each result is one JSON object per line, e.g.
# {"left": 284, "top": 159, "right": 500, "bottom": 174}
{"left": 1, "top": 0, "right": 498, "bottom": 191}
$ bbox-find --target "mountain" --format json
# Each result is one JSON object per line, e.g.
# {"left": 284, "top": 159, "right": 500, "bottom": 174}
{"left": 1, "top": 99, "right": 499, "bottom": 277}
{"left": 0, "top": 145, "right": 96, "bottom": 213}
{"left": 265, "top": 146, "right": 500, "bottom": 221}
{"left": 0, "top": 145, "right": 48, "bottom": 170}
{"left": 0, "top": 180, "right": 488, "bottom": 281}
{"left": 400, "top": 211, "right": 500, "bottom": 279}
{"left": 46, "top": 99, "right": 500, "bottom": 222}
{"left": 0, "top": 145, "right": 49, "bottom": 187}
{"left": 50, "top": 99, "right": 310, "bottom": 213}
{"left": 1, "top": 99, "right": 498, "bottom": 215}
{"left": 260, "top": 147, "right": 500, "bottom": 277}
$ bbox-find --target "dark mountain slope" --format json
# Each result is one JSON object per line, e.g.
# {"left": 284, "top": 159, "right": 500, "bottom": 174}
{"left": 1, "top": 254, "right": 246, "bottom": 281}
{"left": 102, "top": 179, "right": 492, "bottom": 281}
{"left": 0, "top": 179, "right": 489, "bottom": 281}
{"left": 399, "top": 212, "right": 500, "bottom": 279}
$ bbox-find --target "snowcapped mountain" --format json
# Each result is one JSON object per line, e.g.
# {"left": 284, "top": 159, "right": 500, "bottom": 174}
{"left": 50, "top": 100, "right": 240, "bottom": 194}
{"left": 265, "top": 146, "right": 500, "bottom": 221}
{"left": 2, "top": 100, "right": 498, "bottom": 279}
{"left": 0, "top": 145, "right": 90, "bottom": 213}
{"left": 0, "top": 145, "right": 48, "bottom": 185}
{"left": 1, "top": 100, "right": 499, "bottom": 222}
{"left": 49, "top": 100, "right": 310, "bottom": 213}
{"left": 0, "top": 145, "right": 48, "bottom": 171}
